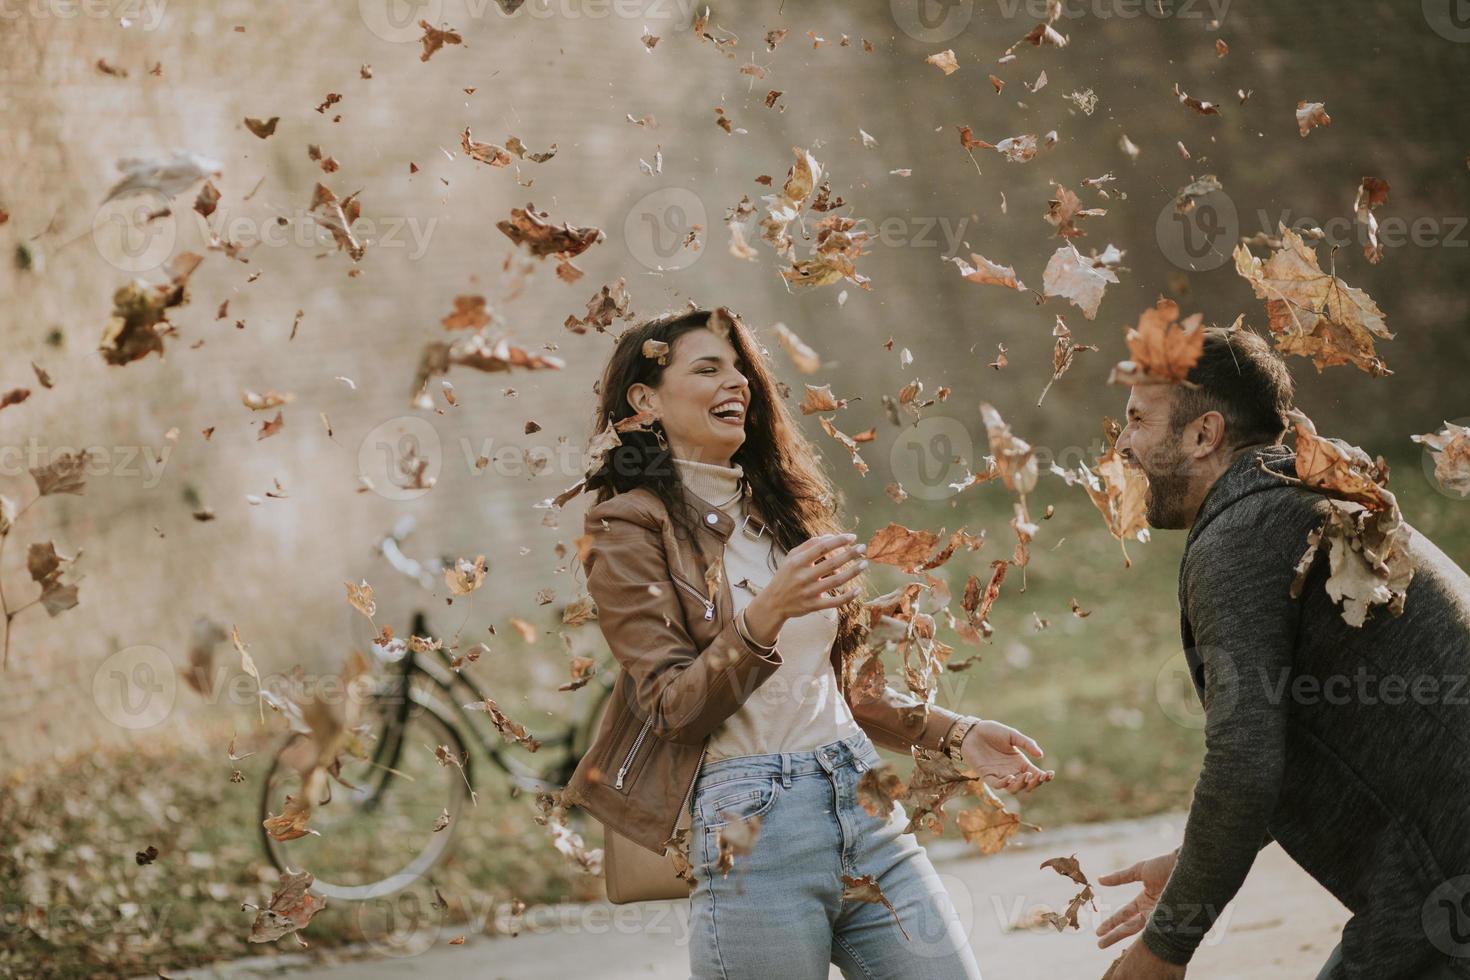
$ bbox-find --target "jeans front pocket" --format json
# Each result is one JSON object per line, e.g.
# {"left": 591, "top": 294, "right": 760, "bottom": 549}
{"left": 696, "top": 776, "right": 781, "bottom": 831}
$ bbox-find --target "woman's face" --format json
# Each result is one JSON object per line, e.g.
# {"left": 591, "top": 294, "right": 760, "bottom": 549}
{"left": 626, "top": 327, "right": 751, "bottom": 466}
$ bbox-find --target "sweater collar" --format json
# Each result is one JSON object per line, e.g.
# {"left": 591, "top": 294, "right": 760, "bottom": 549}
{"left": 672, "top": 456, "right": 745, "bottom": 510}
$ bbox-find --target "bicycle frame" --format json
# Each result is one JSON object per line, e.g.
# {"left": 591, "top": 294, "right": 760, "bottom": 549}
{"left": 372, "top": 611, "right": 616, "bottom": 795}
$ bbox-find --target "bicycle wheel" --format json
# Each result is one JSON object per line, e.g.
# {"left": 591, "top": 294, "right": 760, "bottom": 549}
{"left": 258, "top": 687, "right": 471, "bottom": 901}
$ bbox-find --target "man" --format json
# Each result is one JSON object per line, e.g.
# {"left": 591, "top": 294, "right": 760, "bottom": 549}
{"left": 1095, "top": 327, "right": 1470, "bottom": 980}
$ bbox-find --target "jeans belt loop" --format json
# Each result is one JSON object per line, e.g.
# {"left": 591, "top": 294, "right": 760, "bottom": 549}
{"left": 780, "top": 751, "right": 793, "bottom": 788}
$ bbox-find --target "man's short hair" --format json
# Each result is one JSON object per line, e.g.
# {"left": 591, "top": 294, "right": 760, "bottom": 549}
{"left": 1171, "top": 327, "right": 1295, "bottom": 446}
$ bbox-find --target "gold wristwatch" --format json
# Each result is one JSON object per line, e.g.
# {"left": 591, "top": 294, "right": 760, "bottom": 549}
{"left": 944, "top": 716, "right": 979, "bottom": 766}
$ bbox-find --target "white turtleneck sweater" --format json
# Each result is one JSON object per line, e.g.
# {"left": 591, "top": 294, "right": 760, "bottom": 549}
{"left": 671, "top": 456, "right": 864, "bottom": 762}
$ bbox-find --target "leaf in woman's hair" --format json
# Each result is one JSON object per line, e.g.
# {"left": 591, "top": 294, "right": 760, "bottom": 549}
{"left": 840, "top": 873, "right": 910, "bottom": 940}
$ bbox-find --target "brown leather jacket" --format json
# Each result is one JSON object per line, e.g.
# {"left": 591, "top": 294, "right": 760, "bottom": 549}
{"left": 559, "top": 480, "right": 965, "bottom": 855}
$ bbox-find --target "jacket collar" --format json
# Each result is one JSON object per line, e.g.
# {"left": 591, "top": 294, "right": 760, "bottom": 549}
{"left": 675, "top": 476, "right": 755, "bottom": 544}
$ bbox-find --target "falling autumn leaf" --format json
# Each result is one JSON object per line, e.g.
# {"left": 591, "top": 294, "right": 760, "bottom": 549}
{"left": 840, "top": 873, "right": 910, "bottom": 940}
{"left": 948, "top": 252, "right": 1026, "bottom": 291}
{"left": 774, "top": 322, "right": 822, "bottom": 373}
{"left": 1108, "top": 298, "right": 1207, "bottom": 386}
{"left": 496, "top": 202, "right": 603, "bottom": 259}
{"left": 419, "top": 19, "right": 463, "bottom": 61}
{"left": 1411, "top": 423, "right": 1470, "bottom": 497}
{"left": 245, "top": 869, "right": 326, "bottom": 945}
{"left": 244, "top": 116, "right": 279, "bottom": 139}
{"left": 1233, "top": 223, "right": 1392, "bottom": 376}
{"left": 1042, "top": 244, "right": 1120, "bottom": 320}
{"left": 1296, "top": 100, "right": 1331, "bottom": 137}
{"left": 1353, "top": 177, "right": 1390, "bottom": 264}
{"left": 925, "top": 49, "right": 959, "bottom": 75}
{"left": 1036, "top": 316, "right": 1098, "bottom": 406}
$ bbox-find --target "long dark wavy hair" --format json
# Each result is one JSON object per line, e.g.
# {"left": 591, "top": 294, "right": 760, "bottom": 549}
{"left": 585, "top": 307, "right": 872, "bottom": 664}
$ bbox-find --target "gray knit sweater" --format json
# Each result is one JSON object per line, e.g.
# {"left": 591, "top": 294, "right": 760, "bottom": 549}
{"left": 1142, "top": 444, "right": 1470, "bottom": 980}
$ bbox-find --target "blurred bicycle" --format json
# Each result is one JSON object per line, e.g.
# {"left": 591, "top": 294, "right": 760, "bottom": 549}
{"left": 257, "top": 514, "right": 616, "bottom": 900}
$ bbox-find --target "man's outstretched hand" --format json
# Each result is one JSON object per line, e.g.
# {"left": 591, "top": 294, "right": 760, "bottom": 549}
{"left": 1095, "top": 850, "right": 1185, "bottom": 979}
{"left": 1096, "top": 849, "right": 1177, "bottom": 947}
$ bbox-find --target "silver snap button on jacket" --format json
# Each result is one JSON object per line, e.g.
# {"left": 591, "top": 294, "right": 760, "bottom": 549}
{"left": 705, "top": 512, "right": 719, "bottom": 524}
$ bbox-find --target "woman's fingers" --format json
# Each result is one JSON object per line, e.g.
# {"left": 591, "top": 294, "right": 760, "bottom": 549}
{"left": 1015, "top": 731, "right": 1045, "bottom": 759}
{"left": 808, "top": 584, "right": 862, "bottom": 610}
{"left": 792, "top": 532, "right": 857, "bottom": 563}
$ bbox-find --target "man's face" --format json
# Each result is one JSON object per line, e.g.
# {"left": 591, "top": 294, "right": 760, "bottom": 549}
{"left": 1115, "top": 385, "right": 1194, "bottom": 530}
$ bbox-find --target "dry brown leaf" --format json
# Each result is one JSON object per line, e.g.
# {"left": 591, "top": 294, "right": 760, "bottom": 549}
{"left": 496, "top": 202, "right": 603, "bottom": 259}
{"left": 245, "top": 869, "right": 327, "bottom": 946}
{"left": 840, "top": 873, "right": 910, "bottom": 940}
{"left": 1108, "top": 298, "right": 1206, "bottom": 386}
{"left": 1296, "top": 100, "right": 1331, "bottom": 137}
{"left": 1233, "top": 224, "right": 1392, "bottom": 376}
{"left": 1412, "top": 422, "right": 1470, "bottom": 497}
{"left": 1042, "top": 245, "right": 1119, "bottom": 320}
{"left": 948, "top": 252, "right": 1026, "bottom": 291}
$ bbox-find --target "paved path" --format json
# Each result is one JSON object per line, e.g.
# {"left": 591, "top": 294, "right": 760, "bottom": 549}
{"left": 175, "top": 813, "right": 1348, "bottom": 980}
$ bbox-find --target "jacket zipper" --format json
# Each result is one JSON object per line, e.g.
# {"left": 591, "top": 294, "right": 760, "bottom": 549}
{"left": 613, "top": 570, "right": 717, "bottom": 792}
{"left": 678, "top": 740, "right": 708, "bottom": 829}
{"left": 671, "top": 574, "right": 715, "bottom": 621}
{"left": 615, "top": 717, "right": 653, "bottom": 790}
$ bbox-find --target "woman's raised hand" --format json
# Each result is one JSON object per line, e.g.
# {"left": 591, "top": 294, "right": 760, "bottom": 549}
{"left": 741, "top": 532, "right": 868, "bottom": 645}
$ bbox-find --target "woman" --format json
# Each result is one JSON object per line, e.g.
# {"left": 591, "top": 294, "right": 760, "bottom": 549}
{"left": 560, "top": 307, "right": 1053, "bottom": 979}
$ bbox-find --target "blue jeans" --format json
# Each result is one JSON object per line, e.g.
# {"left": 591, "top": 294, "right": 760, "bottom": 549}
{"left": 685, "top": 731, "right": 983, "bottom": 979}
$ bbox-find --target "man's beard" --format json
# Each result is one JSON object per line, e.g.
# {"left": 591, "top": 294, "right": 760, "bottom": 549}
{"left": 1140, "top": 442, "right": 1193, "bottom": 530}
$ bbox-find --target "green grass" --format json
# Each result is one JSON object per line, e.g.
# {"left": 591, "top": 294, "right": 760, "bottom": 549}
{"left": 3, "top": 453, "right": 1463, "bottom": 978}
